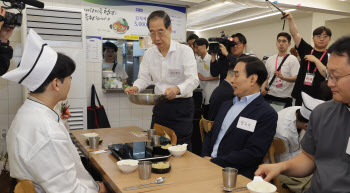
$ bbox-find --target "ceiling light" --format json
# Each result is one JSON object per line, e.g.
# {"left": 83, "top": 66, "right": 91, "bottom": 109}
{"left": 187, "top": 9, "right": 296, "bottom": 32}
{"left": 188, "top": 2, "right": 232, "bottom": 16}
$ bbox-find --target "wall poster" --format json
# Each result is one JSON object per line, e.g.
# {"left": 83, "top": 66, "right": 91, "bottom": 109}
{"left": 82, "top": 0, "right": 187, "bottom": 42}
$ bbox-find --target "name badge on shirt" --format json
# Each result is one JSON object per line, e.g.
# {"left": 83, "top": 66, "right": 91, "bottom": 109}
{"left": 304, "top": 73, "right": 315, "bottom": 86}
{"left": 237, "top": 117, "right": 257, "bottom": 132}
{"left": 169, "top": 69, "right": 181, "bottom": 77}
{"left": 346, "top": 137, "right": 350, "bottom": 155}
{"left": 275, "top": 78, "right": 283, "bottom": 87}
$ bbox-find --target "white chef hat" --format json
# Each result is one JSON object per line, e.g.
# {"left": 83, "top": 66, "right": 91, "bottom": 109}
{"left": 300, "top": 92, "right": 325, "bottom": 120}
{"left": 2, "top": 29, "right": 58, "bottom": 92}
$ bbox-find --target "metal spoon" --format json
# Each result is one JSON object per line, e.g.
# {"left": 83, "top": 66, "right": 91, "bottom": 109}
{"left": 124, "top": 177, "right": 165, "bottom": 190}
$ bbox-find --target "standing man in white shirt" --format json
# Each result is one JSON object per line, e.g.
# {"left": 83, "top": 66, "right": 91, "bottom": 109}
{"left": 3, "top": 30, "right": 106, "bottom": 193}
{"left": 125, "top": 10, "right": 199, "bottom": 147}
{"left": 187, "top": 34, "right": 198, "bottom": 52}
{"left": 262, "top": 32, "right": 300, "bottom": 110}
{"left": 193, "top": 38, "right": 219, "bottom": 117}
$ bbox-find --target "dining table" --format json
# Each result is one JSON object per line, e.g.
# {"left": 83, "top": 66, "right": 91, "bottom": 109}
{"left": 70, "top": 126, "right": 252, "bottom": 193}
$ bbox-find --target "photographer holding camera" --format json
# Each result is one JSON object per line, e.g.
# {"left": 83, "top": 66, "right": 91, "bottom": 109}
{"left": 0, "top": 6, "right": 14, "bottom": 76}
{"left": 210, "top": 33, "right": 248, "bottom": 83}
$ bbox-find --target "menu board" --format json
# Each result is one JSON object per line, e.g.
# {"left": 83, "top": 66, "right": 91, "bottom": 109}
{"left": 86, "top": 36, "right": 102, "bottom": 62}
{"left": 82, "top": 0, "right": 187, "bottom": 42}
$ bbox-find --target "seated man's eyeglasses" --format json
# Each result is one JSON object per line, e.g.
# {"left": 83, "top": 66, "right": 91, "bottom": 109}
{"left": 324, "top": 69, "right": 350, "bottom": 85}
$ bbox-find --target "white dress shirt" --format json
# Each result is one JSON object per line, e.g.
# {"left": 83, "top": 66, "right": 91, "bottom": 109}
{"left": 7, "top": 96, "right": 99, "bottom": 193}
{"left": 197, "top": 53, "right": 219, "bottom": 104}
{"left": 133, "top": 40, "right": 199, "bottom": 98}
{"left": 275, "top": 106, "right": 303, "bottom": 162}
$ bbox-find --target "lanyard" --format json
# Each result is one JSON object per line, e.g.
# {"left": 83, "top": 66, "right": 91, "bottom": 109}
{"left": 275, "top": 54, "right": 287, "bottom": 71}
{"left": 307, "top": 49, "right": 327, "bottom": 73}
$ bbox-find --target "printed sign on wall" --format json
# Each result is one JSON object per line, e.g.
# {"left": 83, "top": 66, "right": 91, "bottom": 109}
{"left": 82, "top": 0, "right": 187, "bottom": 42}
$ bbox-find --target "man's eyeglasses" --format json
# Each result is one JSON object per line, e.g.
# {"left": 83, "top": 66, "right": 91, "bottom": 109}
{"left": 324, "top": 69, "right": 350, "bottom": 85}
{"left": 150, "top": 30, "right": 165, "bottom": 38}
{"left": 314, "top": 35, "right": 329, "bottom": 39}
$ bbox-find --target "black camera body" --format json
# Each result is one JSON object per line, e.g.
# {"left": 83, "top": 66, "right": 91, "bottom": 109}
{"left": 208, "top": 32, "right": 236, "bottom": 54}
{"left": 3, "top": 11, "right": 22, "bottom": 28}
{"left": 2, "top": 0, "right": 44, "bottom": 28}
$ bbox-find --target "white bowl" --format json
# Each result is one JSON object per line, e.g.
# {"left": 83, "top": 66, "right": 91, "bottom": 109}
{"left": 116, "top": 160, "right": 139, "bottom": 173}
{"left": 247, "top": 176, "right": 277, "bottom": 193}
{"left": 168, "top": 144, "right": 187, "bottom": 157}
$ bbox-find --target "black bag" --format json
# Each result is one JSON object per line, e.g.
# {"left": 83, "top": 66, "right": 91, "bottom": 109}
{"left": 87, "top": 85, "right": 111, "bottom": 129}
{"left": 0, "top": 153, "right": 11, "bottom": 193}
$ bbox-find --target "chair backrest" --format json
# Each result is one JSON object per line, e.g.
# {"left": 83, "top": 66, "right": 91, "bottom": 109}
{"left": 199, "top": 115, "right": 214, "bottom": 142}
{"left": 14, "top": 180, "right": 36, "bottom": 193}
{"left": 267, "top": 137, "right": 288, "bottom": 193}
{"left": 153, "top": 123, "right": 177, "bottom": 145}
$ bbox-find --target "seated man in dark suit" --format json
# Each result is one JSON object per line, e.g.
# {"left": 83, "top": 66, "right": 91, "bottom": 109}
{"left": 202, "top": 56, "right": 278, "bottom": 179}
{"left": 207, "top": 67, "right": 235, "bottom": 121}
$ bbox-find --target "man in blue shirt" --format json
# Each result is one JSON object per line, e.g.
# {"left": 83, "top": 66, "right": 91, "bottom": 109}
{"left": 202, "top": 56, "right": 278, "bottom": 179}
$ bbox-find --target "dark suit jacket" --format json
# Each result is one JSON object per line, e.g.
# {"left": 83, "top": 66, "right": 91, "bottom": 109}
{"left": 207, "top": 80, "right": 234, "bottom": 121}
{"left": 202, "top": 95, "right": 277, "bottom": 179}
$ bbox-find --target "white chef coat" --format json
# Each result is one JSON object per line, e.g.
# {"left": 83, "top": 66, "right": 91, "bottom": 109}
{"left": 133, "top": 40, "right": 199, "bottom": 98}
{"left": 275, "top": 106, "right": 303, "bottom": 162}
{"left": 265, "top": 54, "right": 300, "bottom": 98}
{"left": 196, "top": 53, "right": 219, "bottom": 104}
{"left": 6, "top": 96, "right": 99, "bottom": 193}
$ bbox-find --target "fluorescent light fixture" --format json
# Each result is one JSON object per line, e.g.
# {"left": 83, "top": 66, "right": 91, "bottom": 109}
{"left": 187, "top": 9, "right": 296, "bottom": 32}
{"left": 188, "top": 3, "right": 231, "bottom": 16}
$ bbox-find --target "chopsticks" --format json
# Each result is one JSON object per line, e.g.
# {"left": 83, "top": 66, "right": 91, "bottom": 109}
{"left": 124, "top": 182, "right": 174, "bottom": 191}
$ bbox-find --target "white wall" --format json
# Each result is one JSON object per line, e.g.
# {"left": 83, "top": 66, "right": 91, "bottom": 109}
{"left": 326, "top": 20, "right": 350, "bottom": 46}
{"left": 86, "top": 60, "right": 153, "bottom": 130}
{"left": 195, "top": 16, "right": 313, "bottom": 59}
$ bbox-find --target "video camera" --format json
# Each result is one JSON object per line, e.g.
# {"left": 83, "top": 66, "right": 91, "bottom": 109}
{"left": 208, "top": 31, "right": 236, "bottom": 54}
{"left": 1, "top": 0, "right": 44, "bottom": 28}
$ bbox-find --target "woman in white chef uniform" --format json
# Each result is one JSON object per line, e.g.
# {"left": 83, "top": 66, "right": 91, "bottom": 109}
{"left": 2, "top": 30, "right": 107, "bottom": 193}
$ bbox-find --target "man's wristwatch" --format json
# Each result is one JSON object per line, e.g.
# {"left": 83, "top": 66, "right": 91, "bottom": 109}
{"left": 0, "top": 40, "right": 10, "bottom": 48}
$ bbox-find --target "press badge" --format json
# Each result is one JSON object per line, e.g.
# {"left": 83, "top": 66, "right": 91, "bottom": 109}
{"left": 237, "top": 117, "right": 257, "bottom": 132}
{"left": 275, "top": 78, "right": 283, "bottom": 87}
{"left": 168, "top": 69, "right": 181, "bottom": 77}
{"left": 346, "top": 137, "right": 350, "bottom": 155}
{"left": 304, "top": 73, "right": 315, "bottom": 86}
